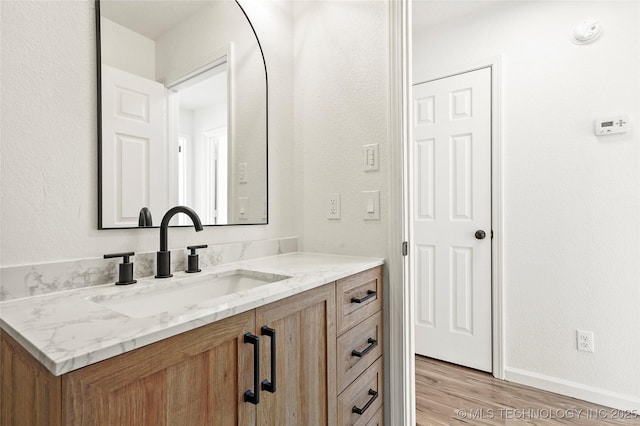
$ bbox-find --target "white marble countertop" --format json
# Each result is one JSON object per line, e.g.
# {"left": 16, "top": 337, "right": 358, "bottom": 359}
{"left": 0, "top": 252, "right": 383, "bottom": 376}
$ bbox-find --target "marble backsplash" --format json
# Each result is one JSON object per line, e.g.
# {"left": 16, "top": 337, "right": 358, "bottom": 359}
{"left": 0, "top": 237, "right": 297, "bottom": 301}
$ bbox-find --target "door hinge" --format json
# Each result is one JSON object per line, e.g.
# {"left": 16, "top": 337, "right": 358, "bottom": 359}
{"left": 402, "top": 241, "right": 408, "bottom": 256}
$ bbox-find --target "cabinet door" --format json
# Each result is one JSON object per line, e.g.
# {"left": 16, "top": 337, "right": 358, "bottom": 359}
{"left": 255, "top": 284, "right": 337, "bottom": 426}
{"left": 62, "top": 311, "right": 256, "bottom": 426}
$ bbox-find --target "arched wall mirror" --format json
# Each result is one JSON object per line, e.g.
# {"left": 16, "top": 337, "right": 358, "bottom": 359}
{"left": 96, "top": 0, "right": 268, "bottom": 229}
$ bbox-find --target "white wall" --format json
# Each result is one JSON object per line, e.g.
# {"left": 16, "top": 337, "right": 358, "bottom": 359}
{"left": 293, "top": 1, "right": 390, "bottom": 259}
{"left": 0, "top": 0, "right": 295, "bottom": 266}
{"left": 414, "top": 1, "right": 640, "bottom": 406}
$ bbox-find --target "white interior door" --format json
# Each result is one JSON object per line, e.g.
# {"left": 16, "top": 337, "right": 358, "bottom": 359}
{"left": 412, "top": 67, "right": 492, "bottom": 372}
{"left": 101, "top": 64, "right": 167, "bottom": 227}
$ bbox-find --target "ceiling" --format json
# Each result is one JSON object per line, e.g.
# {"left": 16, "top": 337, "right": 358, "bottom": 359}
{"left": 413, "top": 0, "right": 504, "bottom": 31}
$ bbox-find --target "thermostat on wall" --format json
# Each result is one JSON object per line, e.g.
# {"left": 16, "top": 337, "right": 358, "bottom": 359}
{"left": 594, "top": 116, "right": 629, "bottom": 136}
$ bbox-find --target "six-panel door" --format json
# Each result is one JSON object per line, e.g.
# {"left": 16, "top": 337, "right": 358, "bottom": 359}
{"left": 412, "top": 67, "right": 493, "bottom": 372}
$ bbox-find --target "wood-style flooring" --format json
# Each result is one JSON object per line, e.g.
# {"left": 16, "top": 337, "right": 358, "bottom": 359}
{"left": 416, "top": 355, "right": 640, "bottom": 425}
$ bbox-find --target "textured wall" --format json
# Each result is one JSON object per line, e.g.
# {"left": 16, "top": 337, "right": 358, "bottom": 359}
{"left": 414, "top": 1, "right": 640, "bottom": 406}
{"left": 0, "top": 0, "right": 295, "bottom": 266}
{"left": 293, "top": 1, "right": 390, "bottom": 258}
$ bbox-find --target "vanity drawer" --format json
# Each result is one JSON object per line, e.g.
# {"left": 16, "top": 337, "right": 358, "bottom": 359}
{"left": 338, "top": 357, "right": 383, "bottom": 426}
{"left": 337, "top": 311, "right": 383, "bottom": 393}
{"left": 365, "top": 408, "right": 383, "bottom": 426}
{"left": 336, "top": 266, "right": 382, "bottom": 334}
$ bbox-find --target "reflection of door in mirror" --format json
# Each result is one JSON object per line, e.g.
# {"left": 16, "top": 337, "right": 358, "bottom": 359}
{"left": 101, "top": 65, "right": 169, "bottom": 228}
{"left": 97, "top": 0, "right": 268, "bottom": 228}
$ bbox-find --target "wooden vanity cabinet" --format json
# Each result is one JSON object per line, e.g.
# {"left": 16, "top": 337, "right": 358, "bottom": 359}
{"left": 255, "top": 283, "right": 336, "bottom": 425}
{"left": 335, "top": 266, "right": 384, "bottom": 426}
{"left": 1, "top": 268, "right": 383, "bottom": 426}
{"left": 63, "top": 311, "right": 256, "bottom": 425}
{"left": 1, "top": 329, "right": 63, "bottom": 426}
{"left": 1, "top": 284, "right": 336, "bottom": 426}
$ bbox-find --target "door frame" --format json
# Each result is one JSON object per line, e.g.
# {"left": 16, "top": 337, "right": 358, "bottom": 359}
{"left": 412, "top": 58, "right": 504, "bottom": 379}
{"left": 387, "top": 2, "right": 505, "bottom": 422}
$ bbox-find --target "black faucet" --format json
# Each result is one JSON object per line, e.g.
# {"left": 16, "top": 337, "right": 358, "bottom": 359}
{"left": 155, "top": 206, "right": 204, "bottom": 278}
{"left": 138, "top": 207, "right": 153, "bottom": 227}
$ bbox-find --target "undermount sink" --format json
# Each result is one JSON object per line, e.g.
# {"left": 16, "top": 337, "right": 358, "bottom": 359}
{"left": 90, "top": 269, "right": 290, "bottom": 318}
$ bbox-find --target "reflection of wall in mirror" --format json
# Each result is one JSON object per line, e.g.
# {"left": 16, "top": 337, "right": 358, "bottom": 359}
{"left": 154, "top": 1, "right": 266, "bottom": 224}
{"left": 100, "top": 18, "right": 155, "bottom": 80}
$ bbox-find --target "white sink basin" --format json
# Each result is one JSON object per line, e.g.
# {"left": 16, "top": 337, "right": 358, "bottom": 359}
{"left": 90, "top": 269, "right": 290, "bottom": 318}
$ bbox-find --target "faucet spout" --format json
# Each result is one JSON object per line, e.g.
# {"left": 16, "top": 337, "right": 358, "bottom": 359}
{"left": 159, "top": 206, "right": 203, "bottom": 251}
{"left": 156, "top": 206, "right": 203, "bottom": 278}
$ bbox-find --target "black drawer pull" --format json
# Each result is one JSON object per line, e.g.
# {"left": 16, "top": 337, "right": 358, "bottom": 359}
{"left": 261, "top": 326, "right": 276, "bottom": 393}
{"left": 351, "top": 338, "right": 378, "bottom": 358}
{"left": 351, "top": 290, "right": 376, "bottom": 304}
{"left": 352, "top": 389, "right": 378, "bottom": 415}
{"left": 243, "top": 333, "right": 260, "bottom": 405}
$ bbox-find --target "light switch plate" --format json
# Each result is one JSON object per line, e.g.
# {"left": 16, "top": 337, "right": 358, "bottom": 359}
{"left": 363, "top": 190, "right": 380, "bottom": 220}
{"left": 239, "top": 163, "right": 248, "bottom": 184}
{"left": 363, "top": 144, "right": 379, "bottom": 172}
{"left": 238, "top": 197, "right": 249, "bottom": 220}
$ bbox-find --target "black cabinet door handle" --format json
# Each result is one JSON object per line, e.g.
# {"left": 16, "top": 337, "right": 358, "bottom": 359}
{"left": 351, "top": 290, "right": 377, "bottom": 304}
{"left": 351, "top": 338, "right": 378, "bottom": 358}
{"left": 243, "top": 333, "right": 260, "bottom": 405}
{"left": 261, "top": 326, "right": 276, "bottom": 393}
{"left": 352, "top": 389, "right": 378, "bottom": 415}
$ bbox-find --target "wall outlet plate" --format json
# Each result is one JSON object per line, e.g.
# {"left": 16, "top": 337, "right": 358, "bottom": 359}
{"left": 328, "top": 193, "right": 340, "bottom": 219}
{"left": 576, "top": 329, "right": 594, "bottom": 353}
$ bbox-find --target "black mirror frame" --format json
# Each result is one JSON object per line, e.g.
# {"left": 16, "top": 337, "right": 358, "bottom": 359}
{"left": 95, "top": 0, "right": 268, "bottom": 229}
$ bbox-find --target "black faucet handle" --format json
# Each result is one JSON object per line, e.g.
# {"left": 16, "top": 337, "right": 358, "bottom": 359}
{"left": 104, "top": 251, "right": 135, "bottom": 263}
{"left": 186, "top": 245, "right": 208, "bottom": 273}
{"left": 103, "top": 252, "right": 137, "bottom": 285}
{"left": 187, "top": 244, "right": 208, "bottom": 255}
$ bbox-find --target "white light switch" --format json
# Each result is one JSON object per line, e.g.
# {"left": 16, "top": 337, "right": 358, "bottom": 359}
{"left": 238, "top": 197, "right": 249, "bottom": 220}
{"left": 363, "top": 190, "right": 380, "bottom": 220}
{"left": 363, "top": 144, "right": 379, "bottom": 171}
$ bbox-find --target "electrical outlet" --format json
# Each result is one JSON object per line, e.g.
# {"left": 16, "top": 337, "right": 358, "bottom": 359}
{"left": 328, "top": 193, "right": 340, "bottom": 219}
{"left": 576, "top": 330, "right": 594, "bottom": 353}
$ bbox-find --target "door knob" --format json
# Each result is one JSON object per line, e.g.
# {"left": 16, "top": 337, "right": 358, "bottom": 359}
{"left": 475, "top": 230, "right": 486, "bottom": 240}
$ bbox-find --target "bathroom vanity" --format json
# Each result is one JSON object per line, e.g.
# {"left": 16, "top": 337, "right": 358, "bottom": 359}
{"left": 0, "top": 253, "right": 383, "bottom": 425}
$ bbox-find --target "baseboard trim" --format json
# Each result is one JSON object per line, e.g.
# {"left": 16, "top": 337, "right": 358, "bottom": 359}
{"left": 504, "top": 367, "right": 640, "bottom": 412}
